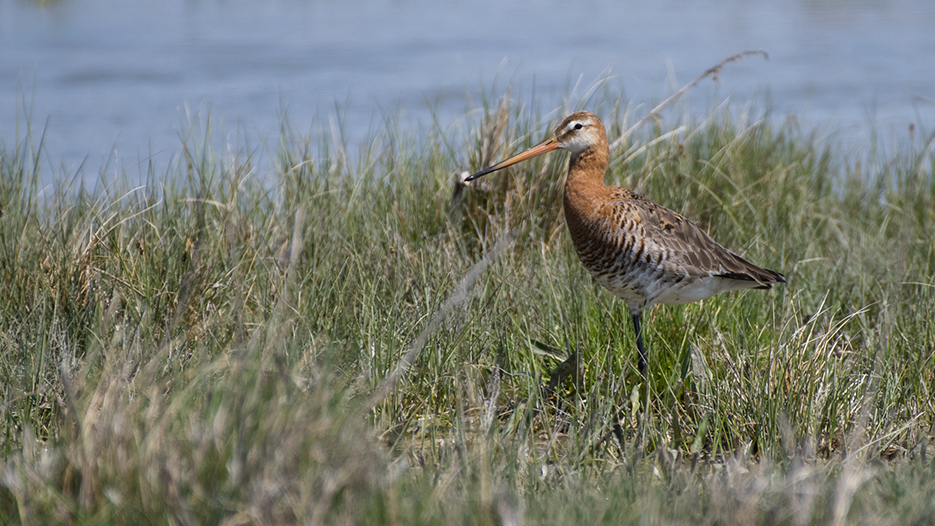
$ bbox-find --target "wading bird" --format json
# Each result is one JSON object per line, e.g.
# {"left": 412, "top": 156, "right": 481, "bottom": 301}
{"left": 466, "top": 111, "right": 784, "bottom": 378}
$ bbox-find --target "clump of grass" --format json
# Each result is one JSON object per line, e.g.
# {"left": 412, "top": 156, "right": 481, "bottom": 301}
{"left": 1, "top": 78, "right": 934, "bottom": 523}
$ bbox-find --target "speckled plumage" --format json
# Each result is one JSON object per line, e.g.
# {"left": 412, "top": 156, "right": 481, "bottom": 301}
{"left": 467, "top": 110, "right": 784, "bottom": 375}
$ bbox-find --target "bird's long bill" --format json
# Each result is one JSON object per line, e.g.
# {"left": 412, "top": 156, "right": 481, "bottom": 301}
{"left": 464, "top": 136, "right": 561, "bottom": 182}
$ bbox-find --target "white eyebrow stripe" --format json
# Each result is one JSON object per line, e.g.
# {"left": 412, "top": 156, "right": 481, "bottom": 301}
{"left": 565, "top": 119, "right": 592, "bottom": 132}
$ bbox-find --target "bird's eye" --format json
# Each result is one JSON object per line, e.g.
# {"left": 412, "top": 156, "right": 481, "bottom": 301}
{"left": 574, "top": 123, "right": 583, "bottom": 130}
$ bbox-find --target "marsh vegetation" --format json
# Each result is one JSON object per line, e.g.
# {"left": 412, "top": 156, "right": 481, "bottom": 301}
{"left": 1, "top": 87, "right": 934, "bottom": 523}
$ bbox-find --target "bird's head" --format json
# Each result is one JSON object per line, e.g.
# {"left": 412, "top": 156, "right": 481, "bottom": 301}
{"left": 464, "top": 110, "right": 606, "bottom": 182}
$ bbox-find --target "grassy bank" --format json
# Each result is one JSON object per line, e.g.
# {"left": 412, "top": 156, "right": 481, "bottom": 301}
{"left": 1, "top": 92, "right": 934, "bottom": 524}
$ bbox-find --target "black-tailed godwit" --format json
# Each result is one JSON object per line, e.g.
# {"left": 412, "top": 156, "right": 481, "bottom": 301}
{"left": 466, "top": 111, "right": 784, "bottom": 376}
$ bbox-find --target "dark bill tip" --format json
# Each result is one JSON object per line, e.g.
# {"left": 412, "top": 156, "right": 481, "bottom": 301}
{"left": 464, "top": 165, "right": 501, "bottom": 182}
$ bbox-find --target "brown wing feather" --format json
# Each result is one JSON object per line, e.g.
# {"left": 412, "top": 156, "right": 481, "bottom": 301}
{"left": 602, "top": 188, "right": 784, "bottom": 286}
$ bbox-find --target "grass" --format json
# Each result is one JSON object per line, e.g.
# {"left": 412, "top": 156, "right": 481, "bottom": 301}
{"left": 1, "top": 87, "right": 934, "bottom": 524}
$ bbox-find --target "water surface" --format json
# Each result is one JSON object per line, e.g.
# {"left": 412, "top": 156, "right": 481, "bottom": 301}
{"left": 2, "top": 0, "right": 933, "bottom": 183}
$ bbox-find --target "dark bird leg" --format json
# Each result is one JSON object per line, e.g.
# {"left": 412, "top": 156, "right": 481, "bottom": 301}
{"left": 631, "top": 309, "right": 652, "bottom": 452}
{"left": 632, "top": 312, "right": 647, "bottom": 377}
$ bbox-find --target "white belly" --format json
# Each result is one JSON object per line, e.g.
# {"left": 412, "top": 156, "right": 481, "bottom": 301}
{"left": 592, "top": 269, "right": 756, "bottom": 310}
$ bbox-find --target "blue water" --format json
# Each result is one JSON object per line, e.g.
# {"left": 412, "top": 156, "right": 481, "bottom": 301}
{"left": 2, "top": 0, "right": 934, "bottom": 183}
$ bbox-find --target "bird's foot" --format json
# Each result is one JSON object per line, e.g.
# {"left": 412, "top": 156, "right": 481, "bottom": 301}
{"left": 545, "top": 350, "right": 582, "bottom": 396}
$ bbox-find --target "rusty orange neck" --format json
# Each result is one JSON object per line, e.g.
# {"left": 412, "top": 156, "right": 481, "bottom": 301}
{"left": 563, "top": 141, "right": 611, "bottom": 244}
{"left": 564, "top": 140, "right": 610, "bottom": 205}
{"left": 566, "top": 143, "right": 609, "bottom": 186}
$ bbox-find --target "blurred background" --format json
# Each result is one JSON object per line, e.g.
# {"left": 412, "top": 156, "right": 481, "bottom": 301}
{"left": 2, "top": 0, "right": 934, "bottom": 182}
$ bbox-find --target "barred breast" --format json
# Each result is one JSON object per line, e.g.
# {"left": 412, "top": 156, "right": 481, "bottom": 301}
{"left": 564, "top": 186, "right": 783, "bottom": 312}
